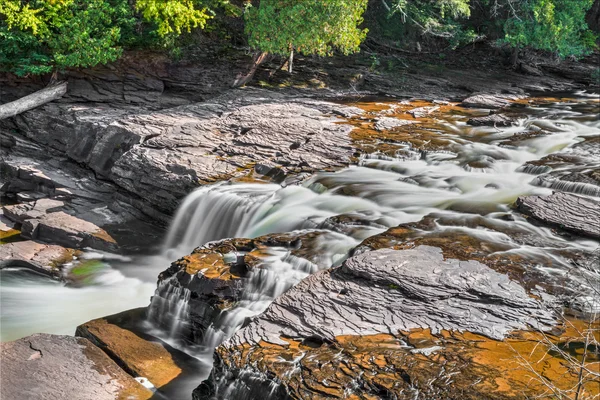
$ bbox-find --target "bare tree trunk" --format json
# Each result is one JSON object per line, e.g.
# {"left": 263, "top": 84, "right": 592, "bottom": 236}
{"left": 288, "top": 47, "right": 294, "bottom": 74}
{"left": 232, "top": 52, "right": 269, "bottom": 88}
{"left": 511, "top": 45, "right": 520, "bottom": 69}
{"left": 0, "top": 81, "right": 67, "bottom": 120}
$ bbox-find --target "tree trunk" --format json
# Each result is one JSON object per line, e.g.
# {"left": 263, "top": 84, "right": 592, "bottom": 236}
{"left": 288, "top": 47, "right": 294, "bottom": 74}
{"left": 232, "top": 52, "right": 269, "bottom": 88}
{"left": 586, "top": 0, "right": 600, "bottom": 34}
{"left": 0, "top": 81, "right": 68, "bottom": 120}
{"left": 511, "top": 45, "right": 520, "bottom": 69}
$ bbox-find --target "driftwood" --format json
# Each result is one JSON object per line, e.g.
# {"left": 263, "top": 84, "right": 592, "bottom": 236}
{"left": 232, "top": 52, "right": 269, "bottom": 88}
{"left": 0, "top": 81, "right": 67, "bottom": 120}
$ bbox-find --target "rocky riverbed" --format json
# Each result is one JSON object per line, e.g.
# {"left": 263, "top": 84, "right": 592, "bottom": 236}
{"left": 1, "top": 52, "right": 599, "bottom": 400}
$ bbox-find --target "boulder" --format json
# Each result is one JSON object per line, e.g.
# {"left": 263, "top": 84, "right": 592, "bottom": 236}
{"left": 0, "top": 333, "right": 152, "bottom": 400}
{"left": 21, "top": 211, "right": 118, "bottom": 251}
{"left": 0, "top": 240, "right": 78, "bottom": 278}
{"left": 516, "top": 192, "right": 600, "bottom": 239}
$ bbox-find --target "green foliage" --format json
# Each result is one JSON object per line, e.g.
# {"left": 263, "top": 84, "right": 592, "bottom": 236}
{"left": 134, "top": 0, "right": 212, "bottom": 37}
{"left": 0, "top": 0, "right": 136, "bottom": 76}
{"left": 500, "top": 0, "right": 597, "bottom": 57}
{"left": 389, "top": 0, "right": 477, "bottom": 47}
{"left": 244, "top": 0, "right": 369, "bottom": 57}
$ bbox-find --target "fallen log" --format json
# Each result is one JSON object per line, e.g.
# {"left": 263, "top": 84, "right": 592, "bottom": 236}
{"left": 0, "top": 81, "right": 67, "bottom": 120}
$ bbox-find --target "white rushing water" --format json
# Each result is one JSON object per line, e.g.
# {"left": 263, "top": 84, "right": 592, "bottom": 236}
{"left": 1, "top": 93, "right": 598, "bottom": 351}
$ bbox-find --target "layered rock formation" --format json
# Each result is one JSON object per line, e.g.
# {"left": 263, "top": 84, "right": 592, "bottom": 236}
{"left": 196, "top": 246, "right": 557, "bottom": 399}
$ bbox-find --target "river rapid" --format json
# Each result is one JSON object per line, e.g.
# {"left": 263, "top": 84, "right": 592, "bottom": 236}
{"left": 1, "top": 91, "right": 599, "bottom": 396}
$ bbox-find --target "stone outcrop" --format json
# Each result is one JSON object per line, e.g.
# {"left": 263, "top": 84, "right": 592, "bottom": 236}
{"left": 21, "top": 211, "right": 117, "bottom": 252}
{"left": 197, "top": 246, "right": 557, "bottom": 399}
{"left": 148, "top": 231, "right": 337, "bottom": 343}
{"left": 0, "top": 333, "right": 152, "bottom": 400}
{"left": 0, "top": 240, "right": 78, "bottom": 278}
{"left": 516, "top": 192, "right": 600, "bottom": 239}
{"left": 3, "top": 89, "right": 362, "bottom": 216}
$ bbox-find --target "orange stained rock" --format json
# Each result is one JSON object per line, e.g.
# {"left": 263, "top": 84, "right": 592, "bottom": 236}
{"left": 176, "top": 252, "right": 239, "bottom": 279}
{"left": 79, "top": 318, "right": 182, "bottom": 389}
{"left": 218, "top": 319, "right": 599, "bottom": 399}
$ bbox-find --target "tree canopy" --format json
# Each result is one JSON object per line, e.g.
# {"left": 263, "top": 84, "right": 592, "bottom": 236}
{"left": 0, "top": 0, "right": 597, "bottom": 77}
{"left": 244, "top": 0, "right": 369, "bottom": 57}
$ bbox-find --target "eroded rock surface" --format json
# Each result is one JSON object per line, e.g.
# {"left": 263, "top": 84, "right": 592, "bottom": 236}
{"left": 20, "top": 211, "right": 117, "bottom": 251}
{"left": 0, "top": 333, "right": 151, "bottom": 400}
{"left": 516, "top": 192, "right": 600, "bottom": 239}
{"left": 460, "top": 93, "right": 524, "bottom": 109}
{"left": 0, "top": 240, "right": 77, "bottom": 278}
{"left": 197, "top": 246, "right": 557, "bottom": 399}
{"left": 4, "top": 89, "right": 362, "bottom": 216}
{"left": 229, "top": 247, "right": 553, "bottom": 344}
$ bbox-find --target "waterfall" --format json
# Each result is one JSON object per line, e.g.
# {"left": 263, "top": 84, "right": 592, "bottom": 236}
{"left": 147, "top": 276, "right": 192, "bottom": 340}
{"left": 531, "top": 176, "right": 600, "bottom": 197}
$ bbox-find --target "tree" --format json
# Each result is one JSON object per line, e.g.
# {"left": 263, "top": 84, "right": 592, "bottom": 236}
{"left": 386, "top": 0, "right": 473, "bottom": 42}
{"left": 0, "top": 0, "right": 135, "bottom": 77}
{"left": 493, "top": 0, "right": 597, "bottom": 61}
{"left": 244, "top": 0, "right": 369, "bottom": 74}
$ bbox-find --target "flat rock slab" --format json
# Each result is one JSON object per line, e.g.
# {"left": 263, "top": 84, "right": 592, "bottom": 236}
{"left": 460, "top": 93, "right": 523, "bottom": 109}
{"left": 76, "top": 309, "right": 184, "bottom": 389}
{"left": 0, "top": 333, "right": 151, "bottom": 400}
{"left": 228, "top": 246, "right": 555, "bottom": 348}
{"left": 2, "top": 199, "right": 64, "bottom": 223}
{"left": 467, "top": 114, "right": 517, "bottom": 127}
{"left": 22, "top": 211, "right": 118, "bottom": 251}
{"left": 516, "top": 192, "right": 600, "bottom": 239}
{"left": 0, "top": 240, "right": 76, "bottom": 277}
{"left": 373, "top": 117, "right": 418, "bottom": 131}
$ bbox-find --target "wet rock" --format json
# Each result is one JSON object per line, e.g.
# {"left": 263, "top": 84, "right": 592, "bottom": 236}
{"left": 407, "top": 105, "right": 439, "bottom": 118}
{"left": 198, "top": 246, "right": 556, "bottom": 399}
{"left": 21, "top": 211, "right": 118, "bottom": 252}
{"left": 467, "top": 114, "right": 517, "bottom": 127}
{"left": 148, "top": 231, "right": 341, "bottom": 343}
{"left": 0, "top": 240, "right": 78, "bottom": 278}
{"left": 516, "top": 192, "right": 600, "bottom": 239}
{"left": 232, "top": 246, "right": 554, "bottom": 344}
{"left": 2, "top": 199, "right": 64, "bottom": 223}
{"left": 373, "top": 117, "right": 418, "bottom": 131}
{"left": 460, "top": 93, "right": 523, "bottom": 109}
{"left": 0, "top": 333, "right": 152, "bottom": 400}
{"left": 76, "top": 308, "right": 201, "bottom": 390}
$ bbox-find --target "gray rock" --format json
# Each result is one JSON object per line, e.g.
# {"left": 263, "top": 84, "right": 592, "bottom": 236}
{"left": 0, "top": 333, "right": 151, "bottom": 400}
{"left": 408, "top": 105, "right": 439, "bottom": 118}
{"left": 467, "top": 114, "right": 517, "bottom": 127}
{"left": 22, "top": 211, "right": 118, "bottom": 251}
{"left": 2, "top": 199, "right": 64, "bottom": 223}
{"left": 227, "top": 246, "right": 555, "bottom": 348}
{"left": 460, "top": 93, "right": 524, "bottom": 109}
{"left": 516, "top": 192, "right": 600, "bottom": 239}
{"left": 373, "top": 117, "right": 418, "bottom": 131}
{"left": 0, "top": 240, "right": 75, "bottom": 278}
{"left": 5, "top": 89, "right": 362, "bottom": 215}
